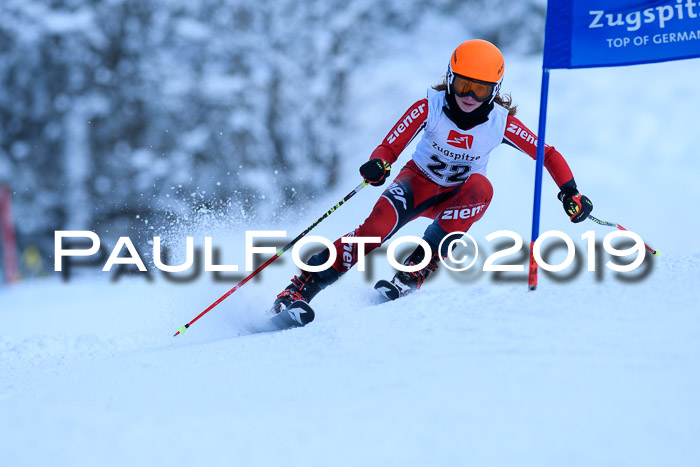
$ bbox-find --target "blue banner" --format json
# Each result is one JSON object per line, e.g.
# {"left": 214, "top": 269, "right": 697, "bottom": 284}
{"left": 544, "top": 0, "right": 700, "bottom": 68}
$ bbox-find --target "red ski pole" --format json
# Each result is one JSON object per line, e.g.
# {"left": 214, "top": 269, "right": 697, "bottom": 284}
{"left": 588, "top": 215, "right": 659, "bottom": 256}
{"left": 174, "top": 180, "right": 369, "bottom": 336}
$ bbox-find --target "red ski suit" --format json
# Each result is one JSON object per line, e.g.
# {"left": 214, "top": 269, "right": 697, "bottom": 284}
{"left": 316, "top": 96, "right": 575, "bottom": 281}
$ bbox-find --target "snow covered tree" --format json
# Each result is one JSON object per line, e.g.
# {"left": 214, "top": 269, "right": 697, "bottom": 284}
{"left": 0, "top": 0, "right": 546, "bottom": 260}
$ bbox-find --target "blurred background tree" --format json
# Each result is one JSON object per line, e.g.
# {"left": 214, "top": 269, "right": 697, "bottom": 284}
{"left": 0, "top": 0, "right": 545, "bottom": 268}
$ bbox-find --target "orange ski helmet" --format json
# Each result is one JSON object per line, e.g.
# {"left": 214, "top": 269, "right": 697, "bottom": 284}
{"left": 446, "top": 39, "right": 504, "bottom": 104}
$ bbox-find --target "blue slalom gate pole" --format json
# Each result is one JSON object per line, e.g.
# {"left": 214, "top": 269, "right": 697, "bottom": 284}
{"left": 528, "top": 68, "right": 550, "bottom": 291}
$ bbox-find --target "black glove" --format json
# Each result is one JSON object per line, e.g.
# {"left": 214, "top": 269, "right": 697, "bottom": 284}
{"left": 558, "top": 186, "right": 593, "bottom": 223}
{"left": 359, "top": 159, "right": 391, "bottom": 186}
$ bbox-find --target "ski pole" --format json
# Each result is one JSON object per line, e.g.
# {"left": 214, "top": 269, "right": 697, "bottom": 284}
{"left": 174, "top": 179, "right": 370, "bottom": 336}
{"left": 588, "top": 215, "right": 659, "bottom": 256}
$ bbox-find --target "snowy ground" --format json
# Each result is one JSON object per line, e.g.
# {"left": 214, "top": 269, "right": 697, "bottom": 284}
{"left": 2, "top": 256, "right": 699, "bottom": 467}
{"left": 3, "top": 15, "right": 700, "bottom": 467}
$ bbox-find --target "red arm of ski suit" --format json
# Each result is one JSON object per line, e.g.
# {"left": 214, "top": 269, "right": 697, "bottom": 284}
{"left": 370, "top": 99, "right": 429, "bottom": 164}
{"left": 503, "top": 115, "right": 574, "bottom": 187}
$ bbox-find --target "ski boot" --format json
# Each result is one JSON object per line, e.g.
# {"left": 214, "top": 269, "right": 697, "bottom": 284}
{"left": 375, "top": 246, "right": 441, "bottom": 301}
{"left": 271, "top": 270, "right": 324, "bottom": 313}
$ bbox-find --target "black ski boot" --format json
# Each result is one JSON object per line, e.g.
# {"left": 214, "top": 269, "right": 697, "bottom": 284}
{"left": 271, "top": 270, "right": 323, "bottom": 315}
{"left": 375, "top": 246, "right": 441, "bottom": 300}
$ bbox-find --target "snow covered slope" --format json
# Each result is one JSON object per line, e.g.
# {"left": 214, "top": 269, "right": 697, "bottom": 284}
{"left": 2, "top": 255, "right": 699, "bottom": 467}
{"left": 2, "top": 15, "right": 700, "bottom": 467}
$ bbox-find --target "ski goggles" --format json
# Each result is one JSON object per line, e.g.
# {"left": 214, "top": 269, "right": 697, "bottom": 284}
{"left": 451, "top": 75, "right": 496, "bottom": 102}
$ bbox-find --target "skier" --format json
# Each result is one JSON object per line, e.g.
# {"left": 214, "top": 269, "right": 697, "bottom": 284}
{"left": 270, "top": 39, "right": 593, "bottom": 313}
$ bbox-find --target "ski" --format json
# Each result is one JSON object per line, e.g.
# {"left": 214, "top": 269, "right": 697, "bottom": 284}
{"left": 270, "top": 300, "right": 315, "bottom": 329}
{"left": 374, "top": 279, "right": 401, "bottom": 301}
